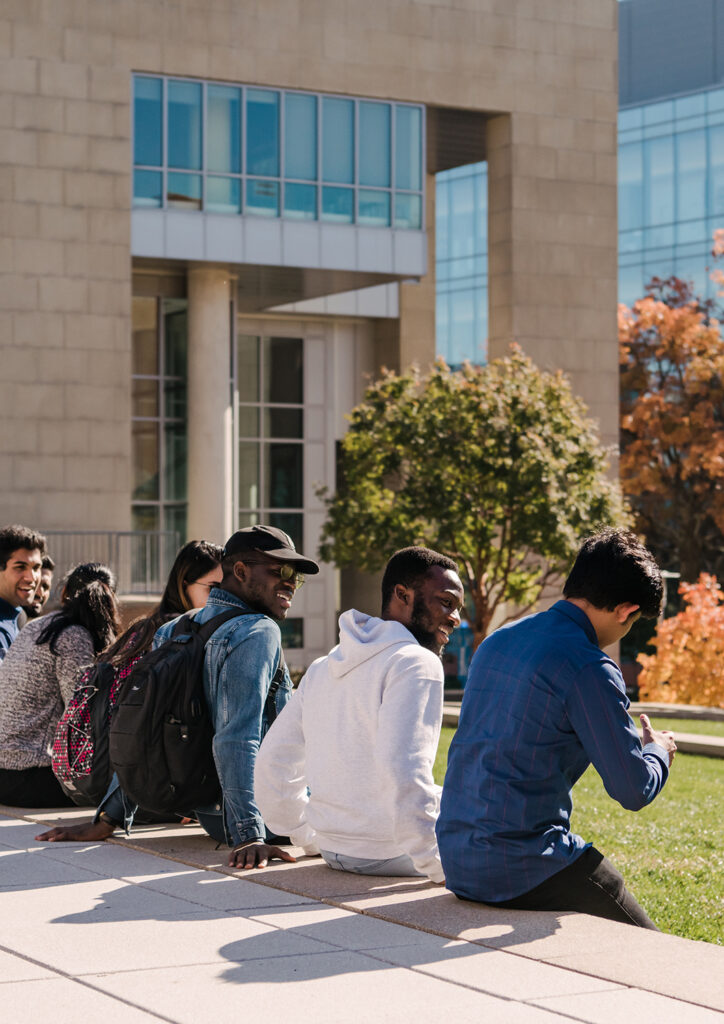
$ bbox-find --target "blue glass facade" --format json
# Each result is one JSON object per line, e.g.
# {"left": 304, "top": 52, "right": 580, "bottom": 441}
{"left": 435, "top": 162, "right": 488, "bottom": 367}
{"left": 618, "top": 86, "right": 724, "bottom": 307}
{"left": 132, "top": 75, "right": 424, "bottom": 230}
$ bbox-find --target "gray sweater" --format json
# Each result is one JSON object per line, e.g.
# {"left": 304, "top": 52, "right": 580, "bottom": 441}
{"left": 0, "top": 613, "right": 94, "bottom": 770}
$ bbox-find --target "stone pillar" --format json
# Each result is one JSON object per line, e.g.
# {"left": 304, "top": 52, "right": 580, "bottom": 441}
{"left": 186, "top": 265, "right": 234, "bottom": 544}
{"left": 486, "top": 111, "right": 619, "bottom": 450}
{"left": 397, "top": 171, "right": 437, "bottom": 373}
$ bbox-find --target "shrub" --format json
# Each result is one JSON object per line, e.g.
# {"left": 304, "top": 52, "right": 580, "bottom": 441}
{"left": 637, "top": 573, "right": 724, "bottom": 707}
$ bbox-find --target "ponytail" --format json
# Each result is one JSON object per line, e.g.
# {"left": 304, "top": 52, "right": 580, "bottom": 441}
{"left": 36, "top": 562, "right": 121, "bottom": 655}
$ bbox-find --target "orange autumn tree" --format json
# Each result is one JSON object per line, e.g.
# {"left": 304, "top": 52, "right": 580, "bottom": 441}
{"left": 619, "top": 277, "right": 724, "bottom": 580}
{"left": 638, "top": 574, "right": 724, "bottom": 707}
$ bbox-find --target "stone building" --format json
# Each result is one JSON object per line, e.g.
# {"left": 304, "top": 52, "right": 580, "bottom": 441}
{"left": 0, "top": 0, "right": 619, "bottom": 664}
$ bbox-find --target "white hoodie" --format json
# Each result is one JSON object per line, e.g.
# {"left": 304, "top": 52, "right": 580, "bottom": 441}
{"left": 255, "top": 609, "right": 445, "bottom": 883}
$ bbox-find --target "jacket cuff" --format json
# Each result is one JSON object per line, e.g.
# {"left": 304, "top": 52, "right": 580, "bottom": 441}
{"left": 228, "top": 814, "right": 266, "bottom": 847}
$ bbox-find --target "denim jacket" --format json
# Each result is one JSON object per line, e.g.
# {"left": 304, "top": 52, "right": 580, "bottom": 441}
{"left": 98, "top": 587, "right": 292, "bottom": 847}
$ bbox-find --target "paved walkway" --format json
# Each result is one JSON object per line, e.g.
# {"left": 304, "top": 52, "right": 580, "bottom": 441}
{"left": 2, "top": 806, "right": 723, "bottom": 1023}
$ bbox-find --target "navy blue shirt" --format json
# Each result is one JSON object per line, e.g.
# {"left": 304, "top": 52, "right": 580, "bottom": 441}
{"left": 0, "top": 597, "right": 21, "bottom": 660}
{"left": 437, "top": 600, "right": 670, "bottom": 903}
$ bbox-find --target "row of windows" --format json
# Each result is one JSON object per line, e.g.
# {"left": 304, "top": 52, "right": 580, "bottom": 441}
{"left": 133, "top": 75, "right": 424, "bottom": 230}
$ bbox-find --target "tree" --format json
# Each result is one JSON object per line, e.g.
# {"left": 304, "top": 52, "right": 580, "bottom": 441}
{"left": 619, "top": 276, "right": 724, "bottom": 581}
{"left": 318, "top": 348, "right": 624, "bottom": 646}
{"left": 637, "top": 574, "right": 724, "bottom": 708}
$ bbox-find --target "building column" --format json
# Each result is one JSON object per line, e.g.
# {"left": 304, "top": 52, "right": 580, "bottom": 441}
{"left": 486, "top": 112, "right": 619, "bottom": 449}
{"left": 186, "top": 265, "right": 234, "bottom": 544}
{"left": 395, "top": 171, "right": 437, "bottom": 374}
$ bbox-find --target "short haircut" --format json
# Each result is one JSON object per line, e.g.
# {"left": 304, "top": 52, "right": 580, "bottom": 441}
{"left": 0, "top": 524, "right": 47, "bottom": 570}
{"left": 41, "top": 555, "right": 55, "bottom": 572}
{"left": 563, "top": 528, "right": 663, "bottom": 619}
{"left": 381, "top": 546, "right": 459, "bottom": 611}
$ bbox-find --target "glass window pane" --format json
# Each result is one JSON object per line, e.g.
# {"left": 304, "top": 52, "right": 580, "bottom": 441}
{"left": 246, "top": 178, "right": 279, "bottom": 217}
{"left": 133, "top": 169, "right": 163, "bottom": 208}
{"left": 163, "top": 299, "right": 187, "bottom": 378}
{"left": 164, "top": 423, "right": 187, "bottom": 502}
{"left": 132, "top": 505, "right": 159, "bottom": 533}
{"left": 284, "top": 182, "right": 317, "bottom": 220}
{"left": 132, "top": 421, "right": 159, "bottom": 501}
{"left": 238, "top": 442, "right": 260, "bottom": 508}
{"left": 675, "top": 94, "right": 706, "bottom": 118}
{"left": 359, "top": 102, "right": 390, "bottom": 187}
{"left": 394, "top": 193, "right": 422, "bottom": 229}
{"left": 279, "top": 616, "right": 304, "bottom": 648}
{"left": 708, "top": 88, "right": 724, "bottom": 113}
{"left": 134, "top": 76, "right": 162, "bottom": 167}
{"left": 132, "top": 297, "right": 158, "bottom": 375}
{"left": 164, "top": 378, "right": 186, "bottom": 419}
{"left": 132, "top": 378, "right": 159, "bottom": 417}
{"left": 167, "top": 172, "right": 202, "bottom": 210}
{"left": 643, "top": 100, "right": 673, "bottom": 126}
{"left": 238, "top": 510, "right": 260, "bottom": 529}
{"left": 396, "top": 105, "right": 422, "bottom": 191}
{"left": 322, "top": 97, "right": 354, "bottom": 183}
{"left": 168, "top": 80, "right": 202, "bottom": 170}
{"left": 321, "top": 185, "right": 354, "bottom": 223}
{"left": 207, "top": 85, "right": 241, "bottom": 173}
{"left": 207, "top": 175, "right": 241, "bottom": 214}
{"left": 285, "top": 93, "right": 317, "bottom": 180}
{"left": 618, "top": 142, "right": 643, "bottom": 231}
{"left": 710, "top": 125, "right": 724, "bottom": 216}
{"left": 265, "top": 408, "right": 303, "bottom": 438}
{"left": 359, "top": 189, "right": 390, "bottom": 227}
{"left": 264, "top": 337, "right": 303, "bottom": 404}
{"left": 677, "top": 129, "right": 706, "bottom": 222}
{"left": 246, "top": 89, "right": 279, "bottom": 176}
{"left": 644, "top": 135, "right": 673, "bottom": 227}
{"left": 164, "top": 505, "right": 187, "bottom": 548}
{"left": 618, "top": 107, "right": 642, "bottom": 131}
{"left": 237, "top": 334, "right": 259, "bottom": 402}
{"left": 265, "top": 443, "right": 303, "bottom": 508}
{"left": 239, "top": 406, "right": 260, "bottom": 437}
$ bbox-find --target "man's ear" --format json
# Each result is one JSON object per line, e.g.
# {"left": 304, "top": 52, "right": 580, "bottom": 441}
{"left": 394, "top": 583, "right": 412, "bottom": 606}
{"left": 233, "top": 560, "right": 246, "bottom": 583}
{"left": 616, "top": 602, "right": 640, "bottom": 624}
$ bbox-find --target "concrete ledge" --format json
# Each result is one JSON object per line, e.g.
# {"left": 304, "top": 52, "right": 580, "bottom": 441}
{"left": 2, "top": 803, "right": 723, "bottom": 1018}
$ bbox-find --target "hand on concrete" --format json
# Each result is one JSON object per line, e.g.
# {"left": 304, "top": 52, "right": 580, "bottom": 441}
{"left": 35, "top": 819, "right": 115, "bottom": 843}
{"left": 228, "top": 840, "right": 296, "bottom": 869}
{"left": 640, "top": 713, "right": 677, "bottom": 766}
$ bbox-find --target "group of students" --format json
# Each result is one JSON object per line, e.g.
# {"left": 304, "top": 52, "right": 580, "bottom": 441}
{"left": 0, "top": 520, "right": 677, "bottom": 931}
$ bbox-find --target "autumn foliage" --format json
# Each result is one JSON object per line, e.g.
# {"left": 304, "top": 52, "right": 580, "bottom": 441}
{"left": 637, "top": 574, "right": 724, "bottom": 708}
{"left": 619, "top": 277, "right": 724, "bottom": 580}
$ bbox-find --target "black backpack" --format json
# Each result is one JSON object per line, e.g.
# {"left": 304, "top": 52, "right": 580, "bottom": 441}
{"left": 52, "top": 661, "right": 120, "bottom": 807}
{"left": 108, "top": 608, "right": 284, "bottom": 815}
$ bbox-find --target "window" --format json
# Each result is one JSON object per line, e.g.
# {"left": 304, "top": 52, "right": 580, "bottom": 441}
{"left": 131, "top": 296, "right": 188, "bottom": 549}
{"left": 132, "top": 75, "right": 424, "bottom": 230}
{"left": 235, "top": 333, "right": 304, "bottom": 550}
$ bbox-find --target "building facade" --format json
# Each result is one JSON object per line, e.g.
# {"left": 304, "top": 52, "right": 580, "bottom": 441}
{"left": 1, "top": 0, "right": 619, "bottom": 665}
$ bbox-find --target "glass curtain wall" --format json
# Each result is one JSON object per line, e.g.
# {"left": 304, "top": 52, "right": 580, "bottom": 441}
{"left": 133, "top": 74, "right": 424, "bottom": 230}
{"left": 619, "top": 86, "right": 724, "bottom": 306}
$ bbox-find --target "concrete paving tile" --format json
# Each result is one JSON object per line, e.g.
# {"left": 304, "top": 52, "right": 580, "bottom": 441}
{"left": 2, "top": 976, "right": 162, "bottom": 1021}
{"left": 227, "top": 859, "right": 437, "bottom": 900}
{"left": 0, "top": 846, "right": 109, "bottom": 888}
{"left": 0, "top": 949, "right": 56, "bottom": 983}
{"left": 249, "top": 902, "right": 457, "bottom": 950}
{"left": 129, "top": 869, "right": 317, "bottom": 911}
{"left": 88, "top": 956, "right": 570, "bottom": 1023}
{"left": 531, "top": 986, "right": 724, "bottom": 1022}
{"left": 362, "top": 940, "right": 626, "bottom": 1000}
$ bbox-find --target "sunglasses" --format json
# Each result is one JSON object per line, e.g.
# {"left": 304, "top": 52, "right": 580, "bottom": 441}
{"left": 243, "top": 561, "right": 305, "bottom": 588}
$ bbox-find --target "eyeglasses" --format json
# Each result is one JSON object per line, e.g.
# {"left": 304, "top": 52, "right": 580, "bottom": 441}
{"left": 242, "top": 561, "right": 305, "bottom": 588}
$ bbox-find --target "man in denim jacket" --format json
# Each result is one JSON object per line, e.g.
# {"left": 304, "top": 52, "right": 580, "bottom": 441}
{"left": 37, "top": 526, "right": 319, "bottom": 870}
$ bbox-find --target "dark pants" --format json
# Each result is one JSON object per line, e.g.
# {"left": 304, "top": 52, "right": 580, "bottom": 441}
{"left": 0, "top": 767, "right": 76, "bottom": 808}
{"left": 485, "top": 846, "right": 658, "bottom": 930}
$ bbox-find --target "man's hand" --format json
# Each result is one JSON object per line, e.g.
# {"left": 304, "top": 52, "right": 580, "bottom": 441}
{"left": 640, "top": 713, "right": 677, "bottom": 766}
{"left": 35, "top": 820, "right": 115, "bottom": 843}
{"left": 227, "top": 840, "right": 296, "bottom": 869}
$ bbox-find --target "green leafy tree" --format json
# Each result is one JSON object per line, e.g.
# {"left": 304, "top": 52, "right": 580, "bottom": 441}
{"left": 319, "top": 348, "right": 626, "bottom": 646}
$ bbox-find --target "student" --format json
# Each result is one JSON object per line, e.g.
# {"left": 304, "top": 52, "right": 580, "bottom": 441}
{"left": 0, "top": 524, "right": 46, "bottom": 658}
{"left": 38, "top": 526, "right": 319, "bottom": 871}
{"left": 0, "top": 562, "right": 120, "bottom": 807}
{"left": 255, "top": 546, "right": 464, "bottom": 882}
{"left": 23, "top": 555, "right": 55, "bottom": 620}
{"left": 437, "top": 528, "right": 677, "bottom": 929}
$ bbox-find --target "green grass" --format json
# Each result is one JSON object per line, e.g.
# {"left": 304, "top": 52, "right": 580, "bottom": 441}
{"left": 434, "top": 726, "right": 724, "bottom": 944}
{"left": 645, "top": 717, "right": 724, "bottom": 738}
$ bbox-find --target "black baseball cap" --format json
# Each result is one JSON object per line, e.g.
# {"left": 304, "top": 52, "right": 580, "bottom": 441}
{"left": 222, "top": 525, "right": 320, "bottom": 575}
